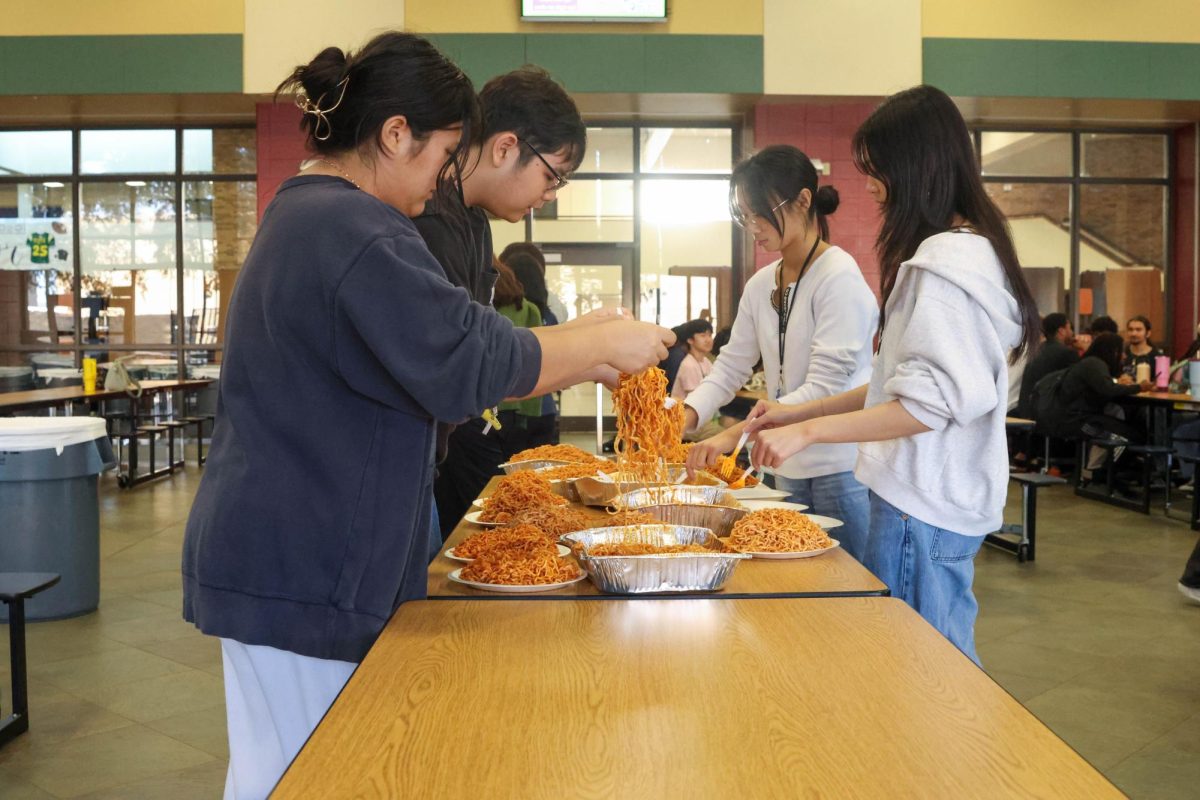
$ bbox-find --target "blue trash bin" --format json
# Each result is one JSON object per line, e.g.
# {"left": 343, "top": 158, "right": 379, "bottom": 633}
{"left": 0, "top": 417, "right": 116, "bottom": 620}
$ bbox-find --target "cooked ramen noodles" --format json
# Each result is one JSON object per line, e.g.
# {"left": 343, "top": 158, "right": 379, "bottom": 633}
{"left": 503, "top": 506, "right": 592, "bottom": 539}
{"left": 459, "top": 550, "right": 582, "bottom": 585}
{"left": 511, "top": 444, "right": 598, "bottom": 463}
{"left": 728, "top": 508, "right": 833, "bottom": 553}
{"left": 480, "top": 471, "right": 567, "bottom": 523}
{"left": 455, "top": 524, "right": 557, "bottom": 560}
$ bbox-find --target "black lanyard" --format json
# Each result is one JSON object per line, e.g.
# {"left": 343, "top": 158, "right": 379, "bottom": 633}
{"left": 776, "top": 237, "right": 821, "bottom": 399}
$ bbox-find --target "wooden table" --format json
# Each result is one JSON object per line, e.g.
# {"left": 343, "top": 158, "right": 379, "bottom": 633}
{"left": 274, "top": 598, "right": 1120, "bottom": 799}
{"left": 1133, "top": 390, "right": 1200, "bottom": 411}
{"left": 0, "top": 379, "right": 212, "bottom": 414}
{"left": 427, "top": 478, "right": 887, "bottom": 599}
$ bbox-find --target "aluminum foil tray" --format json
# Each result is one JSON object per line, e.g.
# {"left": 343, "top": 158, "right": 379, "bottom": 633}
{"left": 499, "top": 459, "right": 571, "bottom": 474}
{"left": 636, "top": 503, "right": 748, "bottom": 537}
{"left": 561, "top": 524, "right": 749, "bottom": 594}
{"left": 615, "top": 485, "right": 733, "bottom": 509}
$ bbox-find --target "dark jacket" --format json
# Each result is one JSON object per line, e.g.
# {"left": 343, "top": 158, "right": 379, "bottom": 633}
{"left": 182, "top": 176, "right": 540, "bottom": 662}
{"left": 1123, "top": 344, "right": 1165, "bottom": 378}
{"left": 1017, "top": 339, "right": 1079, "bottom": 418}
{"left": 414, "top": 195, "right": 499, "bottom": 461}
{"left": 1045, "top": 355, "right": 1140, "bottom": 438}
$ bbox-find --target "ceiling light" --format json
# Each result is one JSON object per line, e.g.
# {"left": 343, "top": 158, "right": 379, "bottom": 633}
{"left": 42, "top": 181, "right": 65, "bottom": 188}
{"left": 124, "top": 180, "right": 146, "bottom": 187}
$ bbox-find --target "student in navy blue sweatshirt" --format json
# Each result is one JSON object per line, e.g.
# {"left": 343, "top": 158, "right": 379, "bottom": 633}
{"left": 181, "top": 33, "right": 673, "bottom": 799}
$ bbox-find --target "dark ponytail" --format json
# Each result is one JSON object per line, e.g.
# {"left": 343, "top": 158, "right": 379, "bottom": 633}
{"left": 276, "top": 32, "right": 480, "bottom": 187}
{"left": 853, "top": 84, "right": 1040, "bottom": 362}
{"left": 729, "top": 145, "right": 838, "bottom": 241}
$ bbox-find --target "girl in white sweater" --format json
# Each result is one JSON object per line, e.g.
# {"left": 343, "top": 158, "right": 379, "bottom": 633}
{"left": 684, "top": 146, "right": 878, "bottom": 561}
{"left": 744, "top": 86, "right": 1040, "bottom": 663}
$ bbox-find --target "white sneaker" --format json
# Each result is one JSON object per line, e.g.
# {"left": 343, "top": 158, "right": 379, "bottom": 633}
{"left": 1179, "top": 582, "right": 1200, "bottom": 604}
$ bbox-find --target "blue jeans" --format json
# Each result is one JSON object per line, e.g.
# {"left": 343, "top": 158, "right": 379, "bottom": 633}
{"left": 864, "top": 493, "right": 984, "bottom": 664}
{"left": 772, "top": 471, "right": 870, "bottom": 563}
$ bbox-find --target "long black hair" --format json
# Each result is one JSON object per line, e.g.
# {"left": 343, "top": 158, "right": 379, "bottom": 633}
{"left": 1084, "top": 333, "right": 1126, "bottom": 378}
{"left": 504, "top": 251, "right": 549, "bottom": 318}
{"left": 852, "top": 85, "right": 1040, "bottom": 361}
{"left": 729, "top": 145, "right": 840, "bottom": 242}
{"left": 276, "top": 32, "right": 480, "bottom": 190}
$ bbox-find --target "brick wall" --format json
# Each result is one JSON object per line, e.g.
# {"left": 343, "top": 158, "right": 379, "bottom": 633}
{"left": 256, "top": 103, "right": 310, "bottom": 221}
{"left": 751, "top": 102, "right": 882, "bottom": 295}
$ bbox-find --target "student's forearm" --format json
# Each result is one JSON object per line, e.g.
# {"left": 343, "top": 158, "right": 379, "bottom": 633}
{"left": 806, "top": 399, "right": 931, "bottom": 445}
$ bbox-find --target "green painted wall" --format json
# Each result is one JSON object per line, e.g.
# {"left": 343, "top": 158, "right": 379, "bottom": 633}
{"left": 427, "top": 33, "right": 763, "bottom": 93}
{"left": 0, "top": 35, "right": 243, "bottom": 95}
{"left": 924, "top": 38, "right": 1200, "bottom": 100}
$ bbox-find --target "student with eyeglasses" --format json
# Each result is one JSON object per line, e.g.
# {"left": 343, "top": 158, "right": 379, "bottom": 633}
{"left": 415, "top": 65, "right": 586, "bottom": 542}
{"left": 684, "top": 145, "right": 878, "bottom": 562}
{"left": 743, "top": 86, "right": 1041, "bottom": 663}
{"left": 181, "top": 35, "right": 673, "bottom": 798}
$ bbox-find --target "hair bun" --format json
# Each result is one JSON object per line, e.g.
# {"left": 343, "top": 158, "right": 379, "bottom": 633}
{"left": 814, "top": 185, "right": 840, "bottom": 216}
{"left": 299, "top": 46, "right": 349, "bottom": 101}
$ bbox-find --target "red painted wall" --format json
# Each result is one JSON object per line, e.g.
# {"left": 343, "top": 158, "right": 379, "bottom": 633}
{"left": 1172, "top": 123, "right": 1198, "bottom": 357}
{"left": 751, "top": 102, "right": 882, "bottom": 295}
{"left": 256, "top": 103, "right": 309, "bottom": 221}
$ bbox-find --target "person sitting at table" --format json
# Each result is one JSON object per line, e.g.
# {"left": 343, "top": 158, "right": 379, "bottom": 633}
{"left": 1016, "top": 313, "right": 1078, "bottom": 419}
{"left": 1039, "top": 334, "right": 1152, "bottom": 477}
{"left": 181, "top": 33, "right": 674, "bottom": 800}
{"left": 671, "top": 318, "right": 715, "bottom": 403}
{"left": 1123, "top": 315, "right": 1164, "bottom": 378}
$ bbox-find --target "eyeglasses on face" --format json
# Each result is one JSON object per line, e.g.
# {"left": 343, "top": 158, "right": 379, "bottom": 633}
{"left": 516, "top": 137, "right": 569, "bottom": 191}
{"left": 732, "top": 197, "right": 788, "bottom": 230}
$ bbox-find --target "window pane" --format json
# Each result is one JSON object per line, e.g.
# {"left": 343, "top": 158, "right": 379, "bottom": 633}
{"left": 980, "top": 132, "right": 1071, "bottom": 177}
{"left": 638, "top": 179, "right": 731, "bottom": 328}
{"left": 80, "top": 181, "right": 177, "bottom": 345}
{"left": 1081, "top": 133, "right": 1166, "bottom": 179}
{"left": 578, "top": 127, "right": 633, "bottom": 173}
{"left": 0, "top": 131, "right": 72, "bottom": 175}
{"left": 0, "top": 182, "right": 75, "bottom": 359}
{"left": 530, "top": 180, "right": 633, "bottom": 242}
{"left": 184, "top": 128, "right": 257, "bottom": 174}
{"left": 985, "top": 182, "right": 1071, "bottom": 316}
{"left": 640, "top": 128, "right": 731, "bottom": 174}
{"left": 81, "top": 129, "right": 175, "bottom": 174}
{"left": 183, "top": 181, "right": 255, "bottom": 348}
{"left": 1079, "top": 184, "right": 1166, "bottom": 335}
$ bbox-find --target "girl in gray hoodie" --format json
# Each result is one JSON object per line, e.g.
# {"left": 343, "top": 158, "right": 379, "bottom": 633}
{"left": 744, "top": 86, "right": 1040, "bottom": 664}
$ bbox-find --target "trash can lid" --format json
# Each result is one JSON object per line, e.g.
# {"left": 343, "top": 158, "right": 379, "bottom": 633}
{"left": 191, "top": 366, "right": 221, "bottom": 379}
{"left": 36, "top": 368, "right": 83, "bottom": 378}
{"left": 0, "top": 366, "right": 33, "bottom": 377}
{"left": 0, "top": 417, "right": 108, "bottom": 452}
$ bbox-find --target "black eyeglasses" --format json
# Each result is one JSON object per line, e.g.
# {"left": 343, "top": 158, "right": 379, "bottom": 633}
{"left": 517, "top": 137, "right": 569, "bottom": 191}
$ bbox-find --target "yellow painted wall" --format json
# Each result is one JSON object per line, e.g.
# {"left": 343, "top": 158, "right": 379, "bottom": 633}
{"left": 243, "top": 0, "right": 405, "bottom": 94}
{"left": 922, "top": 0, "right": 1200, "bottom": 43}
{"left": 764, "top": 0, "right": 921, "bottom": 96}
{"left": 2, "top": 1, "right": 244, "bottom": 35}
{"left": 403, "top": 0, "right": 762, "bottom": 35}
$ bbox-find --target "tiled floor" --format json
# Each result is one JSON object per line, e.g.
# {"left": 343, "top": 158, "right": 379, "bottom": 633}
{"left": 1, "top": 455, "right": 1198, "bottom": 798}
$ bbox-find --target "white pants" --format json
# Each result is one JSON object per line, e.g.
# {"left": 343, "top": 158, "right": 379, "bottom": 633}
{"left": 220, "top": 638, "right": 356, "bottom": 800}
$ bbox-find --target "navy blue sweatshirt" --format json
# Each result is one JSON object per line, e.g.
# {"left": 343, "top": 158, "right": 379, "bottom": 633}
{"left": 182, "top": 175, "right": 540, "bottom": 662}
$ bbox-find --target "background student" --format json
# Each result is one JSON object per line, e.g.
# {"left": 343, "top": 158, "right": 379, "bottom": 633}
{"left": 743, "top": 85, "right": 1041, "bottom": 663}
{"left": 684, "top": 145, "right": 878, "bottom": 561}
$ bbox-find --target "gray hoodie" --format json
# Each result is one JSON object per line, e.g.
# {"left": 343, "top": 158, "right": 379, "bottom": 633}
{"left": 854, "top": 231, "right": 1022, "bottom": 536}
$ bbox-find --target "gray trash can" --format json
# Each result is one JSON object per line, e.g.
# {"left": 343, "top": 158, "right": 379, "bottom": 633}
{"left": 0, "top": 418, "right": 115, "bottom": 621}
{"left": 0, "top": 366, "right": 35, "bottom": 393}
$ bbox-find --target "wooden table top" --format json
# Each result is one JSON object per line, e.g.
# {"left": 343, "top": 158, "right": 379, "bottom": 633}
{"left": 0, "top": 379, "right": 212, "bottom": 411}
{"left": 274, "top": 598, "right": 1119, "bottom": 799}
{"left": 1133, "top": 390, "right": 1200, "bottom": 407}
{"left": 426, "top": 478, "right": 887, "bottom": 600}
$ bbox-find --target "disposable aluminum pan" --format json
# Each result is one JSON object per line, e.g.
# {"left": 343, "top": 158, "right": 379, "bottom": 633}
{"left": 636, "top": 503, "right": 749, "bottom": 537}
{"left": 499, "top": 459, "right": 571, "bottom": 475}
{"left": 561, "top": 524, "right": 750, "bottom": 594}
{"left": 615, "top": 485, "right": 733, "bottom": 509}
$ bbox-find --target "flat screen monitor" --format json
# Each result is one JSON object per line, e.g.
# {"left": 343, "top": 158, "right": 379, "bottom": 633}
{"left": 520, "top": 0, "right": 668, "bottom": 23}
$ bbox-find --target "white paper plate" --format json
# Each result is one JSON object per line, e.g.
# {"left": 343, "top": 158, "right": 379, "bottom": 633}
{"left": 447, "top": 568, "right": 586, "bottom": 593}
{"left": 462, "top": 510, "right": 506, "bottom": 527}
{"left": 739, "top": 538, "right": 841, "bottom": 560}
{"left": 471, "top": 498, "right": 484, "bottom": 509}
{"left": 730, "top": 485, "right": 790, "bottom": 500}
{"left": 738, "top": 499, "right": 811, "bottom": 513}
{"left": 445, "top": 544, "right": 570, "bottom": 563}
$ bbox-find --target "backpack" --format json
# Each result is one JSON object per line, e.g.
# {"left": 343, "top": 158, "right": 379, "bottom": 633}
{"left": 1030, "top": 367, "right": 1069, "bottom": 434}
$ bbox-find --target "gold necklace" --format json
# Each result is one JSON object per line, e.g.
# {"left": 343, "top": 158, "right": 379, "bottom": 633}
{"left": 317, "top": 158, "right": 360, "bottom": 190}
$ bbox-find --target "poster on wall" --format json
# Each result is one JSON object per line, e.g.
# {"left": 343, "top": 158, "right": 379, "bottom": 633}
{"left": 0, "top": 219, "right": 72, "bottom": 270}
